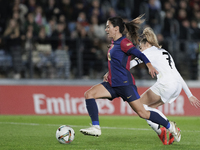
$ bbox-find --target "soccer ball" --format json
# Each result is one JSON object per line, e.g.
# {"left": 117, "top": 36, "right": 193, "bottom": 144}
{"left": 56, "top": 125, "right": 75, "bottom": 144}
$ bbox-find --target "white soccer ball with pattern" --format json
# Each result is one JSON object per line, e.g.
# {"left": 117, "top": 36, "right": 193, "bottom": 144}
{"left": 56, "top": 125, "right": 75, "bottom": 144}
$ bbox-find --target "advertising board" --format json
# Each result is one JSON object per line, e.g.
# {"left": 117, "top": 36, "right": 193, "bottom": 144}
{"left": 0, "top": 85, "right": 199, "bottom": 116}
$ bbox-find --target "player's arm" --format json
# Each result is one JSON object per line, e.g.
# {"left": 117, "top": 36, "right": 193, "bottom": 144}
{"left": 121, "top": 39, "right": 158, "bottom": 78}
{"left": 128, "top": 47, "right": 158, "bottom": 78}
{"left": 177, "top": 71, "right": 200, "bottom": 108}
{"left": 130, "top": 58, "right": 143, "bottom": 69}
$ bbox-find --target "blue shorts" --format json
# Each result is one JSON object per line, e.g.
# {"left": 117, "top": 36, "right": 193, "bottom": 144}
{"left": 101, "top": 82, "right": 140, "bottom": 102}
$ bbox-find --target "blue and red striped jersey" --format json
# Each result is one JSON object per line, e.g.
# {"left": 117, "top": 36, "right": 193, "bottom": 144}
{"left": 107, "top": 36, "right": 150, "bottom": 87}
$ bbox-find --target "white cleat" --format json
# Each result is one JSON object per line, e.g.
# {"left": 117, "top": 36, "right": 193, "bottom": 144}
{"left": 80, "top": 124, "right": 101, "bottom": 137}
{"left": 168, "top": 121, "right": 181, "bottom": 142}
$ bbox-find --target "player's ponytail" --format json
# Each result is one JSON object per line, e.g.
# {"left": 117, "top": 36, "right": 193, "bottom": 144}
{"left": 124, "top": 14, "right": 145, "bottom": 45}
{"left": 108, "top": 15, "right": 144, "bottom": 46}
{"left": 141, "top": 27, "right": 162, "bottom": 48}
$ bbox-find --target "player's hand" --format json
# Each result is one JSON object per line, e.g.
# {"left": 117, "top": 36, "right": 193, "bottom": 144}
{"left": 189, "top": 96, "right": 200, "bottom": 108}
{"left": 103, "top": 72, "right": 108, "bottom": 82}
{"left": 146, "top": 63, "right": 159, "bottom": 78}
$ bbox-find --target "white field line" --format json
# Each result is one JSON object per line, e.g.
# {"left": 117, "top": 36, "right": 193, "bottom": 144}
{"left": 0, "top": 122, "right": 149, "bottom": 131}
{"left": 0, "top": 122, "right": 199, "bottom": 133}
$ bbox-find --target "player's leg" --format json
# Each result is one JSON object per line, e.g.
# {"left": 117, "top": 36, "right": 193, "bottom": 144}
{"left": 144, "top": 104, "right": 168, "bottom": 145}
{"left": 139, "top": 88, "right": 161, "bottom": 106}
{"left": 140, "top": 90, "right": 168, "bottom": 144}
{"left": 128, "top": 99, "right": 168, "bottom": 126}
{"left": 146, "top": 101, "right": 180, "bottom": 145}
{"left": 120, "top": 85, "right": 169, "bottom": 130}
{"left": 84, "top": 83, "right": 112, "bottom": 125}
{"left": 80, "top": 82, "right": 113, "bottom": 136}
{"left": 140, "top": 88, "right": 181, "bottom": 144}
{"left": 128, "top": 99, "right": 181, "bottom": 142}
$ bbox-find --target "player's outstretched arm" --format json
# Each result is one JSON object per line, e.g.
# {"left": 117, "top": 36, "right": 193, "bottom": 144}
{"left": 189, "top": 96, "right": 200, "bottom": 108}
{"left": 177, "top": 69, "right": 200, "bottom": 108}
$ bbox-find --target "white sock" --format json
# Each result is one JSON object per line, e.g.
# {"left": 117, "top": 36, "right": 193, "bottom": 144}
{"left": 146, "top": 120, "right": 161, "bottom": 135}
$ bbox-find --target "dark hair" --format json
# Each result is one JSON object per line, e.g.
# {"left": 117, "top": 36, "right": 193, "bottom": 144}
{"left": 108, "top": 15, "right": 145, "bottom": 45}
{"left": 108, "top": 16, "right": 125, "bottom": 33}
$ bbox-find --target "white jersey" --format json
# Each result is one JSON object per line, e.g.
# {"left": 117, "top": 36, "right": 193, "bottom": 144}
{"left": 130, "top": 46, "right": 193, "bottom": 103}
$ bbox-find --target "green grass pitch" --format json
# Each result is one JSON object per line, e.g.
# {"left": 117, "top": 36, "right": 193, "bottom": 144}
{"left": 0, "top": 115, "right": 199, "bottom": 150}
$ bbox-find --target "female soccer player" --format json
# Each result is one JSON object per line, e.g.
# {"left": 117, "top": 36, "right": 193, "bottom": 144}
{"left": 130, "top": 27, "right": 200, "bottom": 144}
{"left": 80, "top": 16, "right": 181, "bottom": 143}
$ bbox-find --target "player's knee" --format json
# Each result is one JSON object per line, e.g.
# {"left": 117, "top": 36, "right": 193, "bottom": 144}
{"left": 84, "top": 90, "right": 94, "bottom": 99}
{"left": 84, "top": 91, "right": 89, "bottom": 99}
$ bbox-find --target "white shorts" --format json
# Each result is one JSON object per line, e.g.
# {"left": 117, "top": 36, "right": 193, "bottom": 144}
{"left": 150, "top": 81, "right": 182, "bottom": 103}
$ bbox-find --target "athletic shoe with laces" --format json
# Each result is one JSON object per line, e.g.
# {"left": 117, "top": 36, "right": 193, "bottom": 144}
{"left": 168, "top": 127, "right": 181, "bottom": 145}
{"left": 168, "top": 121, "right": 181, "bottom": 142}
{"left": 80, "top": 124, "right": 101, "bottom": 136}
{"left": 158, "top": 127, "right": 167, "bottom": 145}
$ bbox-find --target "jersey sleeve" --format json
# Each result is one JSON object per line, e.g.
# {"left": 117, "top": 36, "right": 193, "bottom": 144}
{"left": 120, "top": 38, "right": 135, "bottom": 53}
{"left": 128, "top": 47, "right": 150, "bottom": 64}
{"left": 130, "top": 58, "right": 143, "bottom": 69}
{"left": 120, "top": 38, "right": 150, "bottom": 64}
{"left": 178, "top": 72, "right": 193, "bottom": 98}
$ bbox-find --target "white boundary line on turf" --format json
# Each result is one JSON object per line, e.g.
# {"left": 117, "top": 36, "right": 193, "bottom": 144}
{"left": 0, "top": 122, "right": 150, "bottom": 131}
{"left": 0, "top": 122, "right": 200, "bottom": 132}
